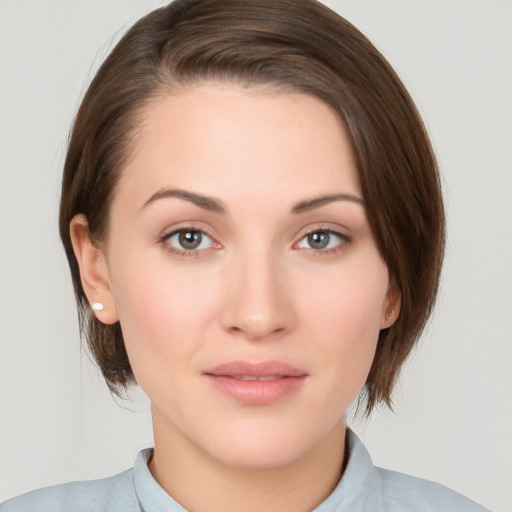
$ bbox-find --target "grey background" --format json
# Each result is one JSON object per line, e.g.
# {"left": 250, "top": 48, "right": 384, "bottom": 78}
{"left": 1, "top": 1, "right": 511, "bottom": 510}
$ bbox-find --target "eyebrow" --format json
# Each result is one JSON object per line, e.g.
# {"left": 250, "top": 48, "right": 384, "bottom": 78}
{"left": 141, "top": 188, "right": 364, "bottom": 215}
{"left": 291, "top": 193, "right": 364, "bottom": 214}
{"left": 141, "top": 188, "right": 226, "bottom": 213}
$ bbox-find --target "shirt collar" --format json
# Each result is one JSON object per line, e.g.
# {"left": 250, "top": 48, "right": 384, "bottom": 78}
{"left": 133, "top": 448, "right": 187, "bottom": 512}
{"left": 133, "top": 429, "right": 383, "bottom": 511}
{"left": 313, "top": 429, "right": 383, "bottom": 511}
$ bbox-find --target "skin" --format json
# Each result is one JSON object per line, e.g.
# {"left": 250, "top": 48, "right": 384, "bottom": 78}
{"left": 71, "top": 84, "right": 400, "bottom": 512}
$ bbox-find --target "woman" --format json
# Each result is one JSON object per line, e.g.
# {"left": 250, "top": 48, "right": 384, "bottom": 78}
{"left": 0, "top": 0, "right": 494, "bottom": 510}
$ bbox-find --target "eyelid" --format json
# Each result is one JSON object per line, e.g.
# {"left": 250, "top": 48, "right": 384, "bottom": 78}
{"left": 293, "top": 223, "right": 350, "bottom": 242}
{"left": 292, "top": 224, "right": 351, "bottom": 253}
{"left": 158, "top": 222, "right": 222, "bottom": 256}
{"left": 158, "top": 220, "right": 217, "bottom": 241}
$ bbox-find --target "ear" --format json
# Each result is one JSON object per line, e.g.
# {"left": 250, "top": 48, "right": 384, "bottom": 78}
{"left": 69, "top": 214, "right": 119, "bottom": 325}
{"left": 380, "top": 278, "right": 401, "bottom": 330}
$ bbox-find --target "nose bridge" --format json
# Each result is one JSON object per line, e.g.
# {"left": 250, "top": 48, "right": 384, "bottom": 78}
{"left": 221, "top": 241, "right": 295, "bottom": 340}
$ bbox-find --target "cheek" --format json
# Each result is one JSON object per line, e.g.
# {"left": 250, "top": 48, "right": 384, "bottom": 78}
{"left": 299, "top": 256, "right": 388, "bottom": 340}
{"left": 108, "top": 250, "right": 220, "bottom": 375}
{"left": 296, "top": 256, "right": 389, "bottom": 389}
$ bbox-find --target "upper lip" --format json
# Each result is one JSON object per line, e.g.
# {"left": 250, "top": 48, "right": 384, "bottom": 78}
{"left": 204, "top": 360, "right": 307, "bottom": 378}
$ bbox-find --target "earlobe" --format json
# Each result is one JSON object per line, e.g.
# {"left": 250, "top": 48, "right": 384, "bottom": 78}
{"left": 380, "top": 280, "right": 401, "bottom": 329}
{"left": 69, "top": 214, "right": 119, "bottom": 325}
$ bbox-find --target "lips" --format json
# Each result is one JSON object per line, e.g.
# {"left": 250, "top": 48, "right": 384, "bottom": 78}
{"left": 204, "top": 360, "right": 308, "bottom": 405}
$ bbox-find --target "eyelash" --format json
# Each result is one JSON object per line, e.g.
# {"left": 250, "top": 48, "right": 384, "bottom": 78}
{"left": 159, "top": 227, "right": 350, "bottom": 258}
{"left": 159, "top": 227, "right": 218, "bottom": 258}
{"left": 294, "top": 228, "right": 350, "bottom": 256}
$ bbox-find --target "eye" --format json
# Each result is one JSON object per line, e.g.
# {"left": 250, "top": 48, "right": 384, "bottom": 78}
{"left": 296, "top": 230, "right": 346, "bottom": 251}
{"left": 163, "top": 229, "right": 214, "bottom": 252}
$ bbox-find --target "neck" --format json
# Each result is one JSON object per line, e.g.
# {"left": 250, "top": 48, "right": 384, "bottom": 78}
{"left": 148, "top": 413, "right": 347, "bottom": 512}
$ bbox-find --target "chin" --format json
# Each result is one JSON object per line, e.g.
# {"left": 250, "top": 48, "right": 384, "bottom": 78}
{"left": 211, "top": 441, "right": 307, "bottom": 470}
{"left": 200, "top": 416, "right": 338, "bottom": 470}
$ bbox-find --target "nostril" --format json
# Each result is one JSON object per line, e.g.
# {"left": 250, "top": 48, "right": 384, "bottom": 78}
{"left": 220, "top": 272, "right": 297, "bottom": 340}
{"left": 227, "top": 323, "right": 288, "bottom": 341}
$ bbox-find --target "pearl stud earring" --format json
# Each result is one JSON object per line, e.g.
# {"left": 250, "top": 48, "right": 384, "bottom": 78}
{"left": 92, "top": 302, "right": 104, "bottom": 311}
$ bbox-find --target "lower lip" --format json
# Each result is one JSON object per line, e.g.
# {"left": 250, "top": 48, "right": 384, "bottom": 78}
{"left": 205, "top": 375, "right": 307, "bottom": 405}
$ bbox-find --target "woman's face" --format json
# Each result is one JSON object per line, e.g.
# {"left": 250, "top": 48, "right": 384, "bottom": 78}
{"left": 94, "top": 84, "right": 397, "bottom": 468}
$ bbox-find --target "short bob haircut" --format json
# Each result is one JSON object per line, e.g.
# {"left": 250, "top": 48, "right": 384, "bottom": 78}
{"left": 59, "top": 0, "right": 445, "bottom": 414}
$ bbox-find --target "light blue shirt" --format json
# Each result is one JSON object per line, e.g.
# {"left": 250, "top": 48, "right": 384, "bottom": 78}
{"left": 0, "top": 431, "right": 491, "bottom": 511}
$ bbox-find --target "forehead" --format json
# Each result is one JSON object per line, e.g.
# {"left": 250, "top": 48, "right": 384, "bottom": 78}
{"left": 116, "top": 84, "right": 361, "bottom": 209}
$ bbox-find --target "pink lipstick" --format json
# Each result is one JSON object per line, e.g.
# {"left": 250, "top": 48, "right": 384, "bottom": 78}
{"left": 204, "top": 360, "right": 307, "bottom": 405}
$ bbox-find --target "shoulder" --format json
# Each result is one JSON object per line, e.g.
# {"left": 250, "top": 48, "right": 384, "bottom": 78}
{"left": 377, "top": 467, "right": 491, "bottom": 512}
{"left": 340, "top": 430, "right": 491, "bottom": 512}
{"left": 0, "top": 469, "right": 139, "bottom": 512}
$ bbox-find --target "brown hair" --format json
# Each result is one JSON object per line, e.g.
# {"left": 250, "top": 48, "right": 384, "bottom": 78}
{"left": 59, "top": 0, "right": 445, "bottom": 414}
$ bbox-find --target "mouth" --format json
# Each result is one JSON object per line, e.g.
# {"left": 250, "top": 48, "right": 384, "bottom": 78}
{"left": 204, "top": 360, "right": 308, "bottom": 405}
{"left": 231, "top": 375, "right": 283, "bottom": 381}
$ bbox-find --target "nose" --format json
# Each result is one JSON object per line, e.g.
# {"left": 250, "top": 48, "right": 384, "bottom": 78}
{"left": 220, "top": 247, "right": 297, "bottom": 341}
